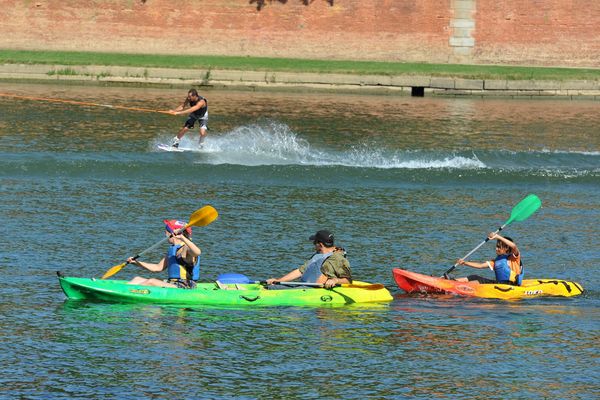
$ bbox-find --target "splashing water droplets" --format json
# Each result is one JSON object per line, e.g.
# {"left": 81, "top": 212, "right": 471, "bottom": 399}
{"left": 216, "top": 123, "right": 314, "bottom": 164}
{"left": 154, "top": 122, "right": 485, "bottom": 169}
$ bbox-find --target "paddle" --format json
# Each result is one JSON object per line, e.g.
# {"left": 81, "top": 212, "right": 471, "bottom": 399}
{"left": 101, "top": 205, "right": 218, "bottom": 279}
{"left": 443, "top": 194, "right": 542, "bottom": 277}
{"left": 264, "top": 281, "right": 385, "bottom": 290}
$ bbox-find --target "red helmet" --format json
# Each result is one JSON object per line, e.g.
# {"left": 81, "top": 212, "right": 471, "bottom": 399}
{"left": 164, "top": 219, "right": 192, "bottom": 235}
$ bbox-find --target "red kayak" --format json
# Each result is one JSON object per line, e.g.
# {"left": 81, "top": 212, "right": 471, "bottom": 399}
{"left": 392, "top": 268, "right": 584, "bottom": 300}
{"left": 392, "top": 268, "right": 447, "bottom": 294}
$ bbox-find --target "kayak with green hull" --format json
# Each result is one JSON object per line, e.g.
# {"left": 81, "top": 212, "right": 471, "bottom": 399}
{"left": 58, "top": 276, "right": 393, "bottom": 306}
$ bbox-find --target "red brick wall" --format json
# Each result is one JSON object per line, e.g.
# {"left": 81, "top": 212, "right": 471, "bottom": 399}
{"left": 0, "top": 0, "right": 598, "bottom": 67}
{"left": 474, "top": 0, "right": 600, "bottom": 66}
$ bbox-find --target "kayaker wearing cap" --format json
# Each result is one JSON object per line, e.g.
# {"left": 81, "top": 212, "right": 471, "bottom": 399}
{"left": 127, "top": 219, "right": 202, "bottom": 288}
{"left": 266, "top": 230, "right": 352, "bottom": 289}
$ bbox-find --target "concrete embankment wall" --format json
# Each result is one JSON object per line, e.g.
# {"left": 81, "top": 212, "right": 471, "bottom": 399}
{"left": 2, "top": 64, "right": 599, "bottom": 99}
{"left": 1, "top": 0, "right": 599, "bottom": 68}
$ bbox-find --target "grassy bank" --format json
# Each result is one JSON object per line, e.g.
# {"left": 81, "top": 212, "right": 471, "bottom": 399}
{"left": 2, "top": 49, "right": 599, "bottom": 81}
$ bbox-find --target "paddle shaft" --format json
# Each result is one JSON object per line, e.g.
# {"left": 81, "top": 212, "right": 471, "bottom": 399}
{"left": 101, "top": 232, "right": 177, "bottom": 279}
{"left": 264, "top": 281, "right": 384, "bottom": 290}
{"left": 443, "top": 224, "right": 507, "bottom": 276}
{"left": 128, "top": 235, "right": 171, "bottom": 263}
{"left": 0, "top": 93, "right": 172, "bottom": 114}
{"left": 270, "top": 281, "right": 328, "bottom": 287}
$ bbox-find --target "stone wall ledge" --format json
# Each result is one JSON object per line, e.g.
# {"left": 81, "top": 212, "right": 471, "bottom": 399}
{"left": 0, "top": 64, "right": 598, "bottom": 99}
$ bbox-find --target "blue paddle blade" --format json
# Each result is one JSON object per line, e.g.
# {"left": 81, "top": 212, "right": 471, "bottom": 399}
{"left": 216, "top": 273, "right": 252, "bottom": 284}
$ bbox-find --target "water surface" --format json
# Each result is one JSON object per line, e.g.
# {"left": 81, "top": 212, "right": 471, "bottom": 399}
{"left": 0, "top": 83, "right": 598, "bottom": 399}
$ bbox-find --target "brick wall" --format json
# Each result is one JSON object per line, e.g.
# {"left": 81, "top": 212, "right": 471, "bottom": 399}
{"left": 0, "top": 0, "right": 598, "bottom": 67}
{"left": 474, "top": 0, "right": 600, "bottom": 66}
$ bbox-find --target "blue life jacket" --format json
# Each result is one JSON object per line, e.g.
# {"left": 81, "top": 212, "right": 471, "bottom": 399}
{"left": 301, "top": 252, "right": 333, "bottom": 283}
{"left": 493, "top": 254, "right": 523, "bottom": 285}
{"left": 166, "top": 244, "right": 200, "bottom": 281}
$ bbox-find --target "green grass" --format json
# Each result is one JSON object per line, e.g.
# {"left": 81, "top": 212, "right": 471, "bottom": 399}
{"left": 46, "top": 68, "right": 79, "bottom": 76}
{"left": 1, "top": 49, "right": 599, "bottom": 81}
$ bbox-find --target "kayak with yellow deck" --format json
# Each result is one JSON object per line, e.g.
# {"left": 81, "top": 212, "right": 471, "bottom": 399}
{"left": 392, "top": 268, "right": 583, "bottom": 300}
{"left": 57, "top": 274, "right": 393, "bottom": 306}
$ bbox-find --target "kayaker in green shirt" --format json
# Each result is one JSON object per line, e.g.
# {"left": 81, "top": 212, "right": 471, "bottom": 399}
{"left": 266, "top": 230, "right": 352, "bottom": 288}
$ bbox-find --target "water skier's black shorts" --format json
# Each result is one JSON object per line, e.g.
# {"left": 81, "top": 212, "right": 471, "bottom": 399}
{"left": 184, "top": 115, "right": 208, "bottom": 130}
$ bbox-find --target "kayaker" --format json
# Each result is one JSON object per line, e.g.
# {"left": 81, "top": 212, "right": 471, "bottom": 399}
{"left": 168, "top": 88, "right": 208, "bottom": 148}
{"left": 455, "top": 233, "right": 524, "bottom": 285}
{"left": 127, "top": 219, "right": 202, "bottom": 288}
{"left": 266, "top": 230, "right": 352, "bottom": 288}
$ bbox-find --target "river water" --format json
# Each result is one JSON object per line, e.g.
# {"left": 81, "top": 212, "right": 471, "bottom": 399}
{"left": 0, "top": 83, "right": 598, "bottom": 399}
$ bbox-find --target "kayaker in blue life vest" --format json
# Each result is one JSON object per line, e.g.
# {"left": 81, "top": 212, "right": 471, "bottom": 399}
{"left": 127, "top": 219, "right": 202, "bottom": 289}
{"left": 266, "top": 230, "right": 352, "bottom": 288}
{"left": 168, "top": 88, "right": 208, "bottom": 148}
{"left": 455, "top": 233, "right": 524, "bottom": 285}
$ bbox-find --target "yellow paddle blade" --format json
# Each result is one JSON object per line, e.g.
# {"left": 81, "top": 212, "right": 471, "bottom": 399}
{"left": 101, "top": 262, "right": 127, "bottom": 279}
{"left": 187, "top": 205, "right": 218, "bottom": 227}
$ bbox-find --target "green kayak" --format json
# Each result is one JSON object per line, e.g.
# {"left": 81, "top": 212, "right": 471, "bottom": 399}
{"left": 57, "top": 276, "right": 393, "bottom": 306}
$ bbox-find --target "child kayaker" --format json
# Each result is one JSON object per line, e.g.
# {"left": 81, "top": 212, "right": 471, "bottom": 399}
{"left": 456, "top": 233, "right": 523, "bottom": 285}
{"left": 127, "top": 219, "right": 202, "bottom": 288}
{"left": 266, "top": 230, "right": 352, "bottom": 288}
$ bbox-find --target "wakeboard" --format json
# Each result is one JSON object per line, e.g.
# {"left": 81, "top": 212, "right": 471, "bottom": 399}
{"left": 157, "top": 143, "right": 186, "bottom": 152}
